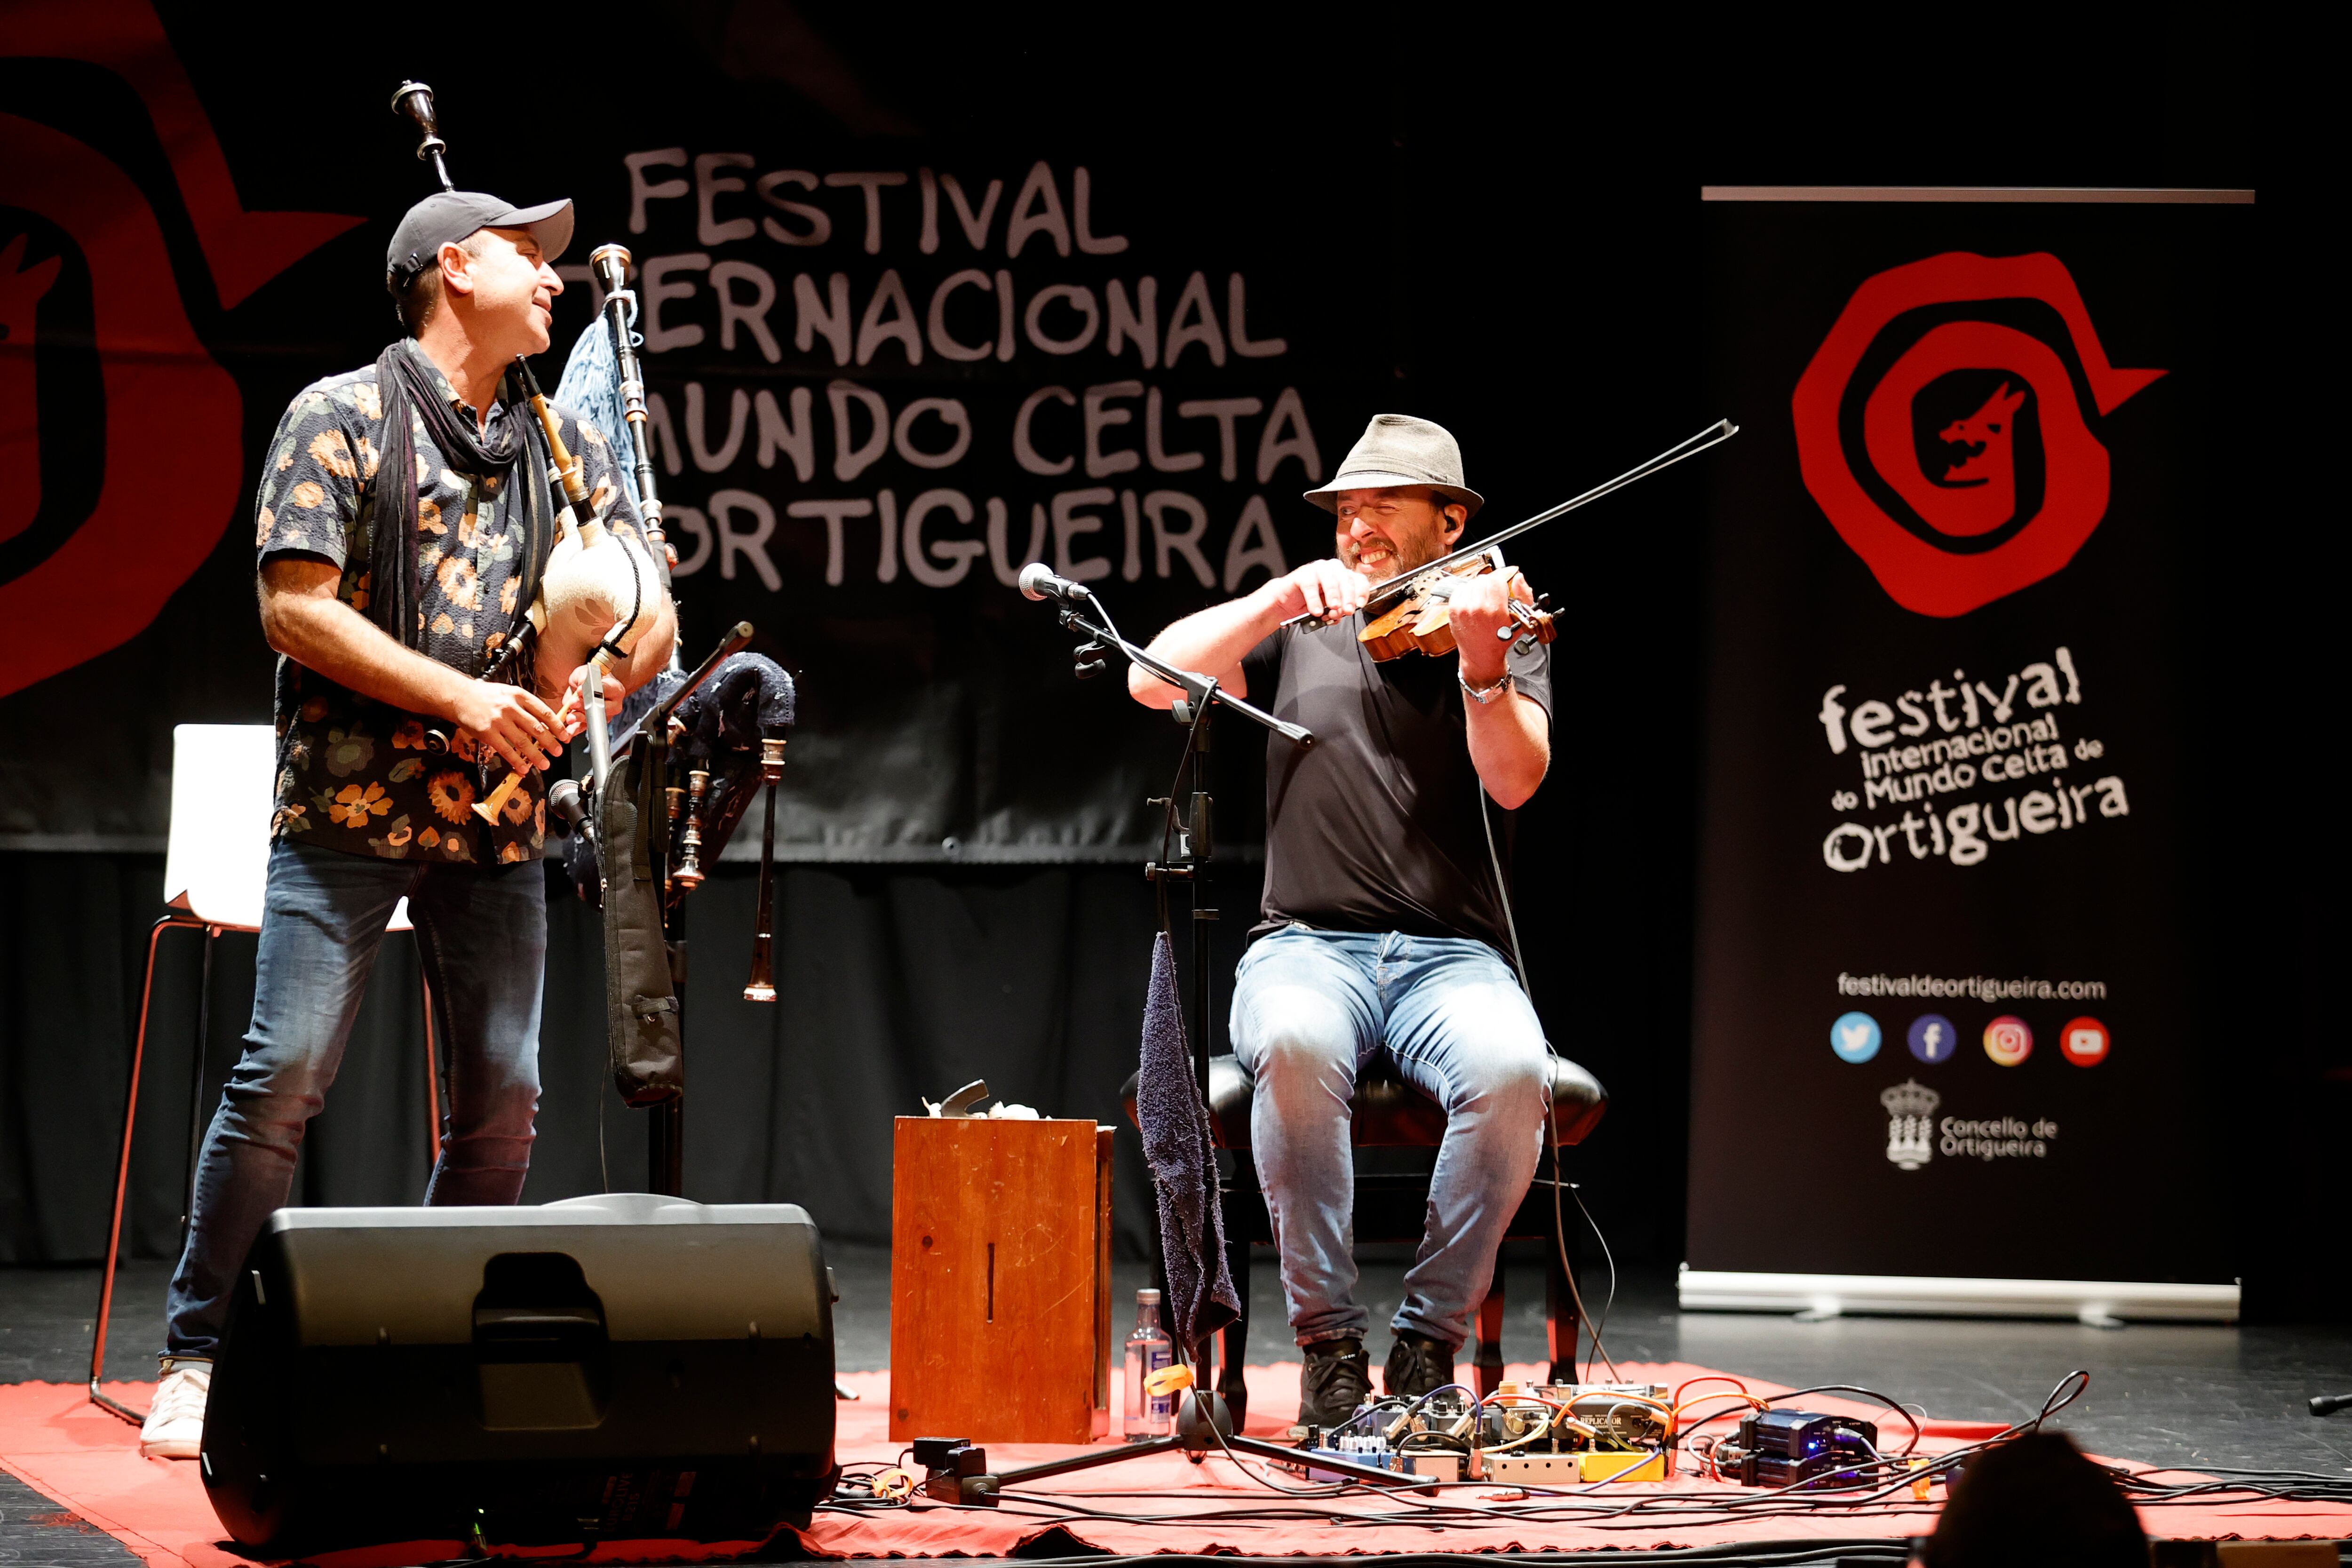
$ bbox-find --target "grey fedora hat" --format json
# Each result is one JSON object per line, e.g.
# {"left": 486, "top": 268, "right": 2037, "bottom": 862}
{"left": 1302, "top": 414, "right": 1483, "bottom": 518}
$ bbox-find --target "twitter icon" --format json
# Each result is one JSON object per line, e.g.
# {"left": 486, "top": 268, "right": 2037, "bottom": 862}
{"left": 1907, "top": 1013, "right": 1958, "bottom": 1064}
{"left": 1831, "top": 1011, "right": 1882, "bottom": 1063}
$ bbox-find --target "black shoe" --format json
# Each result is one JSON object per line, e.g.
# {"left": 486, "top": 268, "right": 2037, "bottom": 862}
{"left": 1384, "top": 1330, "right": 1456, "bottom": 1399}
{"left": 1295, "top": 1337, "right": 1371, "bottom": 1430}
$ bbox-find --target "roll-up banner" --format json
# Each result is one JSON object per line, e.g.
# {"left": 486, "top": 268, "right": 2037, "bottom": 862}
{"left": 1685, "top": 188, "right": 2254, "bottom": 1322}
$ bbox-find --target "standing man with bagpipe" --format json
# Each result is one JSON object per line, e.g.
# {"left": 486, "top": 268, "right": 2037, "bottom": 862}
{"left": 138, "top": 190, "right": 676, "bottom": 1458}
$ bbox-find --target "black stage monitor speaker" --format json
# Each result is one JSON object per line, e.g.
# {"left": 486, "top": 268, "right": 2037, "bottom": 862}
{"left": 200, "top": 1194, "right": 837, "bottom": 1555}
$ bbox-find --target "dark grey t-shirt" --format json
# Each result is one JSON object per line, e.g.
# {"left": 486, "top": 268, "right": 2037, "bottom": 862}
{"left": 1240, "top": 616, "right": 1553, "bottom": 952}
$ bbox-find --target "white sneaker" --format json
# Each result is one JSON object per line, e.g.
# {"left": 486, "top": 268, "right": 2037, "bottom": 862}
{"left": 139, "top": 1363, "right": 210, "bottom": 1460}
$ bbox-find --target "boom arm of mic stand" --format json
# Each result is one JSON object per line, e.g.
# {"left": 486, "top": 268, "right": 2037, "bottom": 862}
{"left": 1061, "top": 604, "right": 1315, "bottom": 749}
{"left": 581, "top": 622, "right": 753, "bottom": 798}
{"left": 642, "top": 621, "right": 756, "bottom": 739}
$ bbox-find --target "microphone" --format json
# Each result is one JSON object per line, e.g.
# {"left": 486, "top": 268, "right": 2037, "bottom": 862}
{"left": 2313, "top": 1393, "right": 2352, "bottom": 1417}
{"left": 547, "top": 778, "right": 586, "bottom": 827}
{"left": 1018, "top": 562, "right": 1093, "bottom": 605}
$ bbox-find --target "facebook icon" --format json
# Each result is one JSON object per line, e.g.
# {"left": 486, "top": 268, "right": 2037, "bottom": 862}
{"left": 1908, "top": 1014, "right": 1958, "bottom": 1065}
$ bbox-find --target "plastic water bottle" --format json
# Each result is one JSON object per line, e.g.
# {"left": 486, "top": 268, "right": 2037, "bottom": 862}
{"left": 1123, "top": 1288, "right": 1175, "bottom": 1439}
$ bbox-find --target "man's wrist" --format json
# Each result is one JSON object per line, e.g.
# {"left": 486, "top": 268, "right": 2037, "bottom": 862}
{"left": 430, "top": 668, "right": 477, "bottom": 726}
{"left": 1458, "top": 655, "right": 1511, "bottom": 693}
{"left": 1460, "top": 664, "right": 1514, "bottom": 704}
{"left": 1247, "top": 579, "right": 1292, "bottom": 629}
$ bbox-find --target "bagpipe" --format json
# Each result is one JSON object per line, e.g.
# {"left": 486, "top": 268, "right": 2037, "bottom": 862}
{"left": 393, "top": 85, "right": 794, "bottom": 1185}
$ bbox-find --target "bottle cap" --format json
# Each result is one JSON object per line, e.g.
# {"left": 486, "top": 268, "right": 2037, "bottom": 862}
{"left": 1137, "top": 1288, "right": 1161, "bottom": 1304}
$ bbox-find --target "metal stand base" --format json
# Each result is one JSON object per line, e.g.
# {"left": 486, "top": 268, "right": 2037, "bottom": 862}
{"left": 951, "top": 1391, "right": 1423, "bottom": 1503}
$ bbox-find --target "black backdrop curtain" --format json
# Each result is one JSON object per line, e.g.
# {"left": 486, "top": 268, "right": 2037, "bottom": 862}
{"left": 0, "top": 758, "right": 1701, "bottom": 1272}
{"left": 0, "top": 854, "right": 1188, "bottom": 1262}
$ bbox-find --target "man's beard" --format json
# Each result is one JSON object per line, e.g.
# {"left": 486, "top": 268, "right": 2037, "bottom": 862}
{"left": 1349, "top": 530, "right": 1445, "bottom": 583}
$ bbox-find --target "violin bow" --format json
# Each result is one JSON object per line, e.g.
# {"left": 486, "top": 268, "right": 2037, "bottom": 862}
{"left": 1282, "top": 417, "right": 1740, "bottom": 631}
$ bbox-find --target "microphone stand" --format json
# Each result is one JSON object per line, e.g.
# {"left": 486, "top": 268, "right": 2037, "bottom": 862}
{"left": 914, "top": 628, "right": 1415, "bottom": 1518}
{"left": 554, "top": 624, "right": 753, "bottom": 1195}
{"left": 1050, "top": 584, "right": 1310, "bottom": 1111}
{"left": 1025, "top": 584, "right": 1321, "bottom": 1457}
{"left": 636, "top": 622, "right": 753, "bottom": 1194}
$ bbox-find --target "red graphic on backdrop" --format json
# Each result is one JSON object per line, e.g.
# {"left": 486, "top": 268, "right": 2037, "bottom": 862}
{"left": 0, "top": 0, "right": 361, "bottom": 698}
{"left": 1923, "top": 380, "right": 2026, "bottom": 536}
{"left": 0, "top": 237, "right": 63, "bottom": 550}
{"left": 2, "top": 1, "right": 361, "bottom": 310}
{"left": 1792, "top": 252, "right": 2164, "bottom": 618}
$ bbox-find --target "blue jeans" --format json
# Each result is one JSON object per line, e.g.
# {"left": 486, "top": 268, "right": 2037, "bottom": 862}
{"left": 1229, "top": 924, "right": 1550, "bottom": 1350}
{"left": 164, "top": 837, "right": 547, "bottom": 1361}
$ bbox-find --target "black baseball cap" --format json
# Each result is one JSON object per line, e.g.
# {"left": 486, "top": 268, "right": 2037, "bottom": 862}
{"left": 385, "top": 191, "right": 574, "bottom": 293}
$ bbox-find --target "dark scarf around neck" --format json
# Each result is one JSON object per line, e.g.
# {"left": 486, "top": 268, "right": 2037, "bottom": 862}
{"left": 367, "top": 343, "right": 554, "bottom": 674}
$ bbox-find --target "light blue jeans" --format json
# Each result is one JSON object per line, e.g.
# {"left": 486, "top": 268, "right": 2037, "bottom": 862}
{"left": 164, "top": 836, "right": 547, "bottom": 1361}
{"left": 1229, "top": 924, "right": 1549, "bottom": 1350}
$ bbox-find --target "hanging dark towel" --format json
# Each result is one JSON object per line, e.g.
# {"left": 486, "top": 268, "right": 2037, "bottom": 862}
{"left": 1136, "top": 931, "right": 1241, "bottom": 1355}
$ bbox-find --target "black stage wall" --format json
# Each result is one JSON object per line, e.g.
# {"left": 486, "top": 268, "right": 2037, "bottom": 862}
{"left": 2, "top": 7, "right": 2321, "bottom": 1314}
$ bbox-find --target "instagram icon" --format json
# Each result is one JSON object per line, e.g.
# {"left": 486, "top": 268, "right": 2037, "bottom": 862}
{"left": 1983, "top": 1016, "right": 2034, "bottom": 1067}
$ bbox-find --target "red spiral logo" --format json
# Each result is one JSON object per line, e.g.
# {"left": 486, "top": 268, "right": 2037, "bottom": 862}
{"left": 1791, "top": 252, "right": 2164, "bottom": 618}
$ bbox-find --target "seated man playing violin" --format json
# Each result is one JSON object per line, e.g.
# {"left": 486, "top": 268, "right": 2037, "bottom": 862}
{"left": 1128, "top": 414, "right": 1554, "bottom": 1429}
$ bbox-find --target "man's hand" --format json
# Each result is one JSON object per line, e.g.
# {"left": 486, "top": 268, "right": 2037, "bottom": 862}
{"left": 1448, "top": 568, "right": 1533, "bottom": 688}
{"left": 1127, "top": 554, "right": 1373, "bottom": 709}
{"left": 555, "top": 665, "right": 627, "bottom": 738}
{"left": 452, "top": 681, "right": 564, "bottom": 777}
{"left": 1263, "top": 557, "right": 1376, "bottom": 625}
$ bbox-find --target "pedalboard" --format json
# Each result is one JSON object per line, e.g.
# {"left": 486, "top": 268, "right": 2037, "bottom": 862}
{"left": 1287, "top": 1382, "right": 1677, "bottom": 1489}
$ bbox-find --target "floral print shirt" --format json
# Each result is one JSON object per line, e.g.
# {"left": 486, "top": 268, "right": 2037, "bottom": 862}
{"left": 255, "top": 338, "right": 642, "bottom": 863}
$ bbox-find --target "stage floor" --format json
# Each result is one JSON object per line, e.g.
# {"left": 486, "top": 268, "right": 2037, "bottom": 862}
{"left": 4, "top": 1245, "right": 2348, "bottom": 1564}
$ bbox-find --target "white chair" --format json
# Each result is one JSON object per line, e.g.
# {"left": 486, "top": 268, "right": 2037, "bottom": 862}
{"left": 90, "top": 724, "right": 438, "bottom": 1423}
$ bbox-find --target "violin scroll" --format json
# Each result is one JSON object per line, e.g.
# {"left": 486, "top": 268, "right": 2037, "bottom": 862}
{"left": 1501, "top": 592, "right": 1558, "bottom": 655}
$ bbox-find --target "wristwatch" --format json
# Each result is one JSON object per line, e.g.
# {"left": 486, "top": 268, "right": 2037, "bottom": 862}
{"left": 1460, "top": 669, "right": 1515, "bottom": 705}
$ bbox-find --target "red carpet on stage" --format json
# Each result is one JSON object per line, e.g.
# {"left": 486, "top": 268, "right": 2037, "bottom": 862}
{"left": 5, "top": 1364, "right": 2348, "bottom": 1565}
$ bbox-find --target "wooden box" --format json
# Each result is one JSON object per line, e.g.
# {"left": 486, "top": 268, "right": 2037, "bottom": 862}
{"left": 888, "top": 1117, "right": 1114, "bottom": 1444}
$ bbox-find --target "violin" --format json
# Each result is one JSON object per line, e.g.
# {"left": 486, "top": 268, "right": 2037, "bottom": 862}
{"left": 1356, "top": 546, "right": 1557, "bottom": 663}
{"left": 1286, "top": 419, "right": 1740, "bottom": 659}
